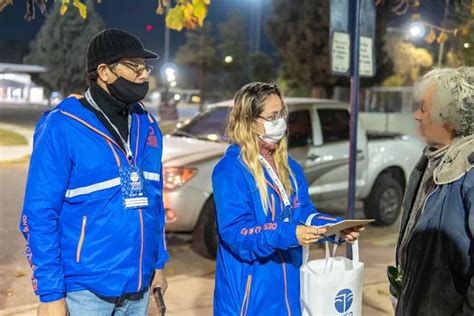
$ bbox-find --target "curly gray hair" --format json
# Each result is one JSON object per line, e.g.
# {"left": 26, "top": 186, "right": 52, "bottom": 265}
{"left": 415, "top": 66, "right": 474, "bottom": 136}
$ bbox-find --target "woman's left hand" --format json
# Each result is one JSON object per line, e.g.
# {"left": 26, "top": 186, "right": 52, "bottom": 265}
{"left": 340, "top": 225, "right": 364, "bottom": 243}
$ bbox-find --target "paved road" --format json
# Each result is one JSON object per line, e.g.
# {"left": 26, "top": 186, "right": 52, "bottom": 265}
{"left": 0, "top": 162, "right": 30, "bottom": 308}
{"left": 0, "top": 102, "right": 199, "bottom": 130}
{"left": 0, "top": 105, "right": 46, "bottom": 127}
{"left": 0, "top": 161, "right": 397, "bottom": 315}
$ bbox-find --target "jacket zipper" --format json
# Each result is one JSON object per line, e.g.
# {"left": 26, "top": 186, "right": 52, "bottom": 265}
{"left": 278, "top": 251, "right": 292, "bottom": 316}
{"left": 76, "top": 216, "right": 87, "bottom": 263}
{"left": 137, "top": 208, "right": 145, "bottom": 291}
{"left": 240, "top": 274, "right": 252, "bottom": 316}
{"left": 271, "top": 194, "right": 276, "bottom": 221}
{"left": 420, "top": 186, "right": 439, "bottom": 215}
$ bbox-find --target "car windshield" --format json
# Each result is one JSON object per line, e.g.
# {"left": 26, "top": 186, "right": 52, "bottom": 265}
{"left": 173, "top": 106, "right": 231, "bottom": 142}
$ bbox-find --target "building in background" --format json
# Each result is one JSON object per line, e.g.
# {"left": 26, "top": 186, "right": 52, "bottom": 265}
{"left": 0, "top": 63, "right": 46, "bottom": 104}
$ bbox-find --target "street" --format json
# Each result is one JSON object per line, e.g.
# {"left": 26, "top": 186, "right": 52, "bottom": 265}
{"left": 0, "top": 105, "right": 45, "bottom": 127}
{"left": 0, "top": 102, "right": 199, "bottom": 128}
{"left": 0, "top": 160, "right": 396, "bottom": 315}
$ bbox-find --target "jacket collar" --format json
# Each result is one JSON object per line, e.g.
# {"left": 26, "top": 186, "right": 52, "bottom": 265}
{"left": 433, "top": 135, "right": 474, "bottom": 185}
{"left": 58, "top": 97, "right": 151, "bottom": 161}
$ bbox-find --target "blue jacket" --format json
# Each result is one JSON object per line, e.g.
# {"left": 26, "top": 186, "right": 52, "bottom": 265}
{"left": 212, "top": 144, "right": 341, "bottom": 316}
{"left": 395, "top": 151, "right": 474, "bottom": 315}
{"left": 20, "top": 97, "right": 169, "bottom": 303}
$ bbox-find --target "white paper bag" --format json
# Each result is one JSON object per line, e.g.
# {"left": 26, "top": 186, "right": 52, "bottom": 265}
{"left": 300, "top": 214, "right": 364, "bottom": 316}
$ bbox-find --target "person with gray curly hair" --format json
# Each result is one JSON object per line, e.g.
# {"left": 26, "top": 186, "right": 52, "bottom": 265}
{"left": 391, "top": 66, "right": 474, "bottom": 315}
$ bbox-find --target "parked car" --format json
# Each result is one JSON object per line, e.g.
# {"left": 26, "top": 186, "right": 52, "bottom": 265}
{"left": 161, "top": 98, "right": 424, "bottom": 257}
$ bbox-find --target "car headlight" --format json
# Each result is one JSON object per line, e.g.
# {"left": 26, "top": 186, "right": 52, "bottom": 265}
{"left": 163, "top": 167, "right": 197, "bottom": 190}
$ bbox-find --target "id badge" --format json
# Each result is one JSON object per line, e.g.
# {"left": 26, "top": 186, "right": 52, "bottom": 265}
{"left": 119, "top": 166, "right": 149, "bottom": 209}
{"left": 277, "top": 205, "right": 292, "bottom": 223}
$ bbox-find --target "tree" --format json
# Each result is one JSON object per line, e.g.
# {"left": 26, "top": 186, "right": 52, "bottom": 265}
{"left": 1, "top": 0, "right": 211, "bottom": 31}
{"left": 0, "top": 40, "right": 29, "bottom": 63}
{"left": 267, "top": 0, "right": 339, "bottom": 97}
{"left": 451, "top": 0, "right": 474, "bottom": 66}
{"left": 218, "top": 11, "right": 248, "bottom": 95}
{"left": 249, "top": 52, "right": 274, "bottom": 83}
{"left": 24, "top": 1, "right": 104, "bottom": 96}
{"left": 382, "top": 33, "right": 433, "bottom": 86}
{"left": 175, "top": 22, "right": 217, "bottom": 110}
{"left": 379, "top": 0, "right": 473, "bottom": 67}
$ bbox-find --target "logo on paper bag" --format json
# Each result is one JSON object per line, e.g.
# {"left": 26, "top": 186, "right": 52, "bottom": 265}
{"left": 335, "top": 289, "right": 353, "bottom": 314}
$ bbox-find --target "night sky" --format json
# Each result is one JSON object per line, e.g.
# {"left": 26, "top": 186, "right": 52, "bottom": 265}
{"left": 0, "top": 0, "right": 275, "bottom": 62}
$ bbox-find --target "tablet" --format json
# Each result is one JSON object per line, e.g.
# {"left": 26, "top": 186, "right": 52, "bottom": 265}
{"left": 320, "top": 219, "right": 374, "bottom": 236}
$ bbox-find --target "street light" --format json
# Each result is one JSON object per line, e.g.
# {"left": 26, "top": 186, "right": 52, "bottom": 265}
{"left": 224, "top": 55, "right": 233, "bottom": 64}
{"left": 165, "top": 67, "right": 176, "bottom": 82}
{"left": 160, "top": 62, "right": 178, "bottom": 108}
{"left": 167, "top": 73, "right": 176, "bottom": 83}
{"left": 409, "top": 22, "right": 425, "bottom": 38}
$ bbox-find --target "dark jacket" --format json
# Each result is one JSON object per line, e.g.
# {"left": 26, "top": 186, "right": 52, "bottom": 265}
{"left": 395, "top": 150, "right": 474, "bottom": 316}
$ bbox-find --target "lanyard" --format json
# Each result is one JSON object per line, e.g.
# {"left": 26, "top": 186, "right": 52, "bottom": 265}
{"left": 85, "top": 89, "right": 133, "bottom": 159}
{"left": 258, "top": 155, "right": 291, "bottom": 207}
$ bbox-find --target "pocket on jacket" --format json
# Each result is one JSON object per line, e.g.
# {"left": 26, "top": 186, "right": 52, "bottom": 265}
{"left": 76, "top": 216, "right": 87, "bottom": 263}
{"left": 432, "top": 265, "right": 463, "bottom": 312}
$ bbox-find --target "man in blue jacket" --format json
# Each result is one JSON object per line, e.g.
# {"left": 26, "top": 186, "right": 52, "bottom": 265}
{"left": 20, "top": 29, "right": 169, "bottom": 316}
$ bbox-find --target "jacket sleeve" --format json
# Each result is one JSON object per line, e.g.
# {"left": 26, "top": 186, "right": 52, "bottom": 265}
{"left": 19, "top": 113, "right": 72, "bottom": 303}
{"left": 292, "top": 160, "right": 343, "bottom": 243}
{"left": 463, "top": 184, "right": 474, "bottom": 314}
{"left": 212, "top": 169, "right": 300, "bottom": 262}
{"left": 152, "top": 119, "right": 169, "bottom": 269}
{"left": 154, "top": 196, "right": 169, "bottom": 269}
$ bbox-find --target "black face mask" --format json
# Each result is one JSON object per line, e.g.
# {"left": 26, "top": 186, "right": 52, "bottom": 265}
{"left": 107, "top": 77, "right": 149, "bottom": 104}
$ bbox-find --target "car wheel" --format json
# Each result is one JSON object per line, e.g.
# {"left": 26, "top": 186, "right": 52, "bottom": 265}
{"left": 364, "top": 173, "right": 403, "bottom": 226}
{"left": 192, "top": 196, "right": 218, "bottom": 259}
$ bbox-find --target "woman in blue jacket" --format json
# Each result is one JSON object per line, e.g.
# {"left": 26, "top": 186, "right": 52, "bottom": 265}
{"left": 212, "top": 82, "right": 363, "bottom": 316}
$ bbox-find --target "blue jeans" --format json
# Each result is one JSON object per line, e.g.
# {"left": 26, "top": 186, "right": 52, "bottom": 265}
{"left": 66, "top": 287, "right": 150, "bottom": 316}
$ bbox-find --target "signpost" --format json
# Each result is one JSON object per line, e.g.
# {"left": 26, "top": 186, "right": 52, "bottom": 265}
{"left": 330, "top": 0, "right": 376, "bottom": 259}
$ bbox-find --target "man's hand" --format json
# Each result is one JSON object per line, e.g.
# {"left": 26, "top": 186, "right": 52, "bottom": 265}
{"left": 296, "top": 225, "right": 328, "bottom": 246}
{"left": 152, "top": 269, "right": 168, "bottom": 295}
{"left": 37, "top": 299, "right": 67, "bottom": 316}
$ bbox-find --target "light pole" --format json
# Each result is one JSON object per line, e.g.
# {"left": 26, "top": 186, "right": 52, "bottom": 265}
{"left": 437, "top": 0, "right": 450, "bottom": 66}
{"left": 164, "top": 6, "right": 170, "bottom": 63}
{"left": 255, "top": 0, "right": 261, "bottom": 53}
{"left": 248, "top": 0, "right": 262, "bottom": 54}
{"left": 159, "top": 63, "right": 178, "bottom": 121}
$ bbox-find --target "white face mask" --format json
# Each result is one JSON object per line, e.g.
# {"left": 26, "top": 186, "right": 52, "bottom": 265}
{"left": 260, "top": 117, "right": 287, "bottom": 144}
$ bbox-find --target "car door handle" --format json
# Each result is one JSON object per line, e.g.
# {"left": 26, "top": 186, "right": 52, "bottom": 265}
{"left": 308, "top": 154, "right": 320, "bottom": 161}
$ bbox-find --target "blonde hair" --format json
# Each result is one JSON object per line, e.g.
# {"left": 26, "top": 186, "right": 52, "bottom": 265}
{"left": 226, "top": 82, "right": 296, "bottom": 214}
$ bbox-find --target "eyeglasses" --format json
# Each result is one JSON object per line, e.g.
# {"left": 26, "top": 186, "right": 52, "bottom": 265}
{"left": 118, "top": 61, "right": 154, "bottom": 77}
{"left": 258, "top": 110, "right": 288, "bottom": 122}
